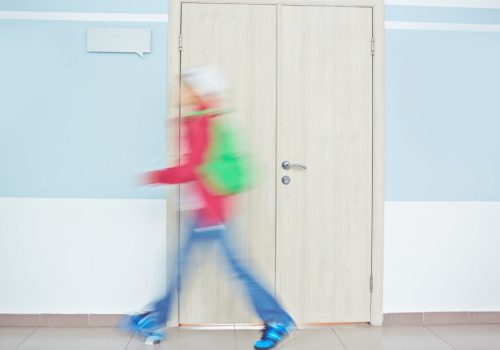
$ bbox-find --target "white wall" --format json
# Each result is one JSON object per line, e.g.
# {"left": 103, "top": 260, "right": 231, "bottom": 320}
{"left": 0, "top": 198, "right": 167, "bottom": 313}
{"left": 3, "top": 199, "right": 500, "bottom": 314}
{"left": 384, "top": 202, "right": 500, "bottom": 312}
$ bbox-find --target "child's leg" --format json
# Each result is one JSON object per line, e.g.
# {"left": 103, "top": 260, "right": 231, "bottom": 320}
{"left": 151, "top": 227, "right": 197, "bottom": 324}
{"left": 217, "top": 227, "right": 294, "bottom": 326}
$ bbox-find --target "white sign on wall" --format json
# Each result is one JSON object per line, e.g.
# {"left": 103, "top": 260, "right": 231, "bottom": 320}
{"left": 86, "top": 27, "right": 151, "bottom": 57}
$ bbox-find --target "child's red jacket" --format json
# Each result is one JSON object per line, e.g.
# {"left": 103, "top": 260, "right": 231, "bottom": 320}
{"left": 147, "top": 105, "right": 231, "bottom": 226}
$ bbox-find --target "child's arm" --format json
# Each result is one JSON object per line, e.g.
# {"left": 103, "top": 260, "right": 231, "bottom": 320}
{"left": 145, "top": 116, "right": 210, "bottom": 185}
{"left": 145, "top": 164, "right": 197, "bottom": 184}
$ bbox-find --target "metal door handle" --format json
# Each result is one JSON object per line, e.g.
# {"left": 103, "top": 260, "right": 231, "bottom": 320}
{"left": 282, "top": 161, "right": 307, "bottom": 170}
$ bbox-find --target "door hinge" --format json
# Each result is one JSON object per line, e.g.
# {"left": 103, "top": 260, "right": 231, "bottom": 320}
{"left": 179, "top": 34, "right": 183, "bottom": 52}
{"left": 370, "top": 274, "right": 374, "bottom": 293}
{"left": 371, "top": 38, "right": 375, "bottom": 56}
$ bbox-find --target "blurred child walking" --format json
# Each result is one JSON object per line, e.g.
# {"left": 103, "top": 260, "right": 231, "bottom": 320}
{"left": 121, "top": 66, "right": 294, "bottom": 350}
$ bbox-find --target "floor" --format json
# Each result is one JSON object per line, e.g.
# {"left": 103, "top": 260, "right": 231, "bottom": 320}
{"left": 1, "top": 324, "right": 500, "bottom": 350}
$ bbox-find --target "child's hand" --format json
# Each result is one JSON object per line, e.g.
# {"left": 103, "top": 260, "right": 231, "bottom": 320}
{"left": 141, "top": 171, "right": 161, "bottom": 185}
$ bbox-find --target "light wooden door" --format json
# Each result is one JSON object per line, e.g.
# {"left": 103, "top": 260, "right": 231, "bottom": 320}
{"left": 179, "top": 3, "right": 277, "bottom": 324}
{"left": 276, "top": 6, "right": 373, "bottom": 323}
{"left": 179, "top": 3, "right": 374, "bottom": 324}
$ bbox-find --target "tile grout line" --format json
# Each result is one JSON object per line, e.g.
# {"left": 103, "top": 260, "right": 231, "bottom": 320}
{"left": 330, "top": 327, "right": 349, "bottom": 350}
{"left": 233, "top": 324, "right": 237, "bottom": 350}
{"left": 13, "top": 327, "right": 38, "bottom": 350}
{"left": 124, "top": 331, "right": 136, "bottom": 350}
{"left": 424, "top": 325, "right": 457, "bottom": 350}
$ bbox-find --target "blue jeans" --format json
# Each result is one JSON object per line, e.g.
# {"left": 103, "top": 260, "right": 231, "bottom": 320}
{"left": 151, "top": 222, "right": 293, "bottom": 326}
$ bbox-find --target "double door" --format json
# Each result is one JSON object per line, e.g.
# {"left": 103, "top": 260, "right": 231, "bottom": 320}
{"left": 178, "top": 3, "right": 373, "bottom": 324}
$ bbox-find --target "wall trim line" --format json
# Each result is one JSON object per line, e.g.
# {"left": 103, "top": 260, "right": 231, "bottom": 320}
{"left": 2, "top": 12, "right": 498, "bottom": 34}
{"left": 385, "top": 21, "right": 500, "bottom": 32}
{"left": 0, "top": 11, "right": 168, "bottom": 22}
{"left": 385, "top": 0, "right": 500, "bottom": 9}
{"left": 384, "top": 312, "right": 500, "bottom": 326}
{"left": 1, "top": 312, "right": 499, "bottom": 327}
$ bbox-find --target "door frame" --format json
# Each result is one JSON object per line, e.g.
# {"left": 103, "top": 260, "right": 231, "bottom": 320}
{"left": 166, "top": 0, "right": 385, "bottom": 326}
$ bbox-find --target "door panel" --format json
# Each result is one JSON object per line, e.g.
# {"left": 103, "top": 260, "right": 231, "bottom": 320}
{"left": 180, "top": 3, "right": 277, "bottom": 324}
{"left": 276, "top": 6, "right": 373, "bottom": 323}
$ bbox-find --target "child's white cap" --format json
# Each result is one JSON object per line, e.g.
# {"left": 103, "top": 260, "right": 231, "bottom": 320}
{"left": 182, "top": 65, "right": 226, "bottom": 97}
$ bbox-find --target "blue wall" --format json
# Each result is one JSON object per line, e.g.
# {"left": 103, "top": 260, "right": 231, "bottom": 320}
{"left": 0, "top": 6, "right": 168, "bottom": 199}
{"left": 1, "top": 3, "right": 499, "bottom": 200}
{"left": 386, "top": 5, "right": 500, "bottom": 24}
{"left": 385, "top": 6, "right": 500, "bottom": 201}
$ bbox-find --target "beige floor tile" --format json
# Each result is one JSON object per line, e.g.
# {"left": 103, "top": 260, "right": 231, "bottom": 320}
{"left": 333, "top": 324, "right": 453, "bottom": 350}
{"left": 234, "top": 329, "right": 259, "bottom": 350}
{"left": 429, "top": 324, "right": 500, "bottom": 350}
{"left": 127, "top": 329, "right": 234, "bottom": 350}
{"left": 0, "top": 327, "right": 36, "bottom": 350}
{"left": 126, "top": 327, "right": 179, "bottom": 350}
{"left": 12, "top": 325, "right": 500, "bottom": 350}
{"left": 16, "top": 327, "right": 131, "bottom": 350}
{"left": 235, "top": 329, "right": 344, "bottom": 350}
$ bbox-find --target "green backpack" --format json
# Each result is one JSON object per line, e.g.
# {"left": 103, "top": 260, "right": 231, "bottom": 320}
{"left": 187, "top": 109, "right": 252, "bottom": 195}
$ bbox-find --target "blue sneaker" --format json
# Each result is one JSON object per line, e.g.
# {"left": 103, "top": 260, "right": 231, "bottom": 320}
{"left": 144, "top": 328, "right": 166, "bottom": 345}
{"left": 119, "top": 312, "right": 149, "bottom": 334}
{"left": 120, "top": 312, "right": 166, "bottom": 345}
{"left": 254, "top": 323, "right": 295, "bottom": 350}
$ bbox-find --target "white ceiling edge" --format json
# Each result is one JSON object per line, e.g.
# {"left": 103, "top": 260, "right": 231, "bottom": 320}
{"left": 385, "top": 0, "right": 500, "bottom": 9}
